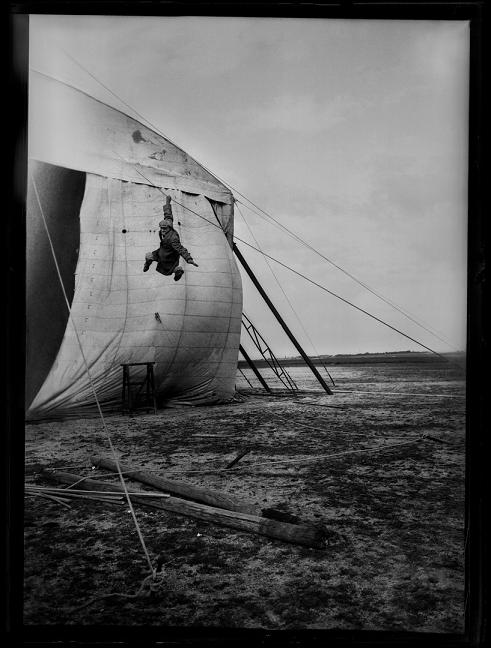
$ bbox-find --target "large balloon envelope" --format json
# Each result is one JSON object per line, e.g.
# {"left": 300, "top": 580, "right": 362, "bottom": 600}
{"left": 27, "top": 71, "right": 242, "bottom": 419}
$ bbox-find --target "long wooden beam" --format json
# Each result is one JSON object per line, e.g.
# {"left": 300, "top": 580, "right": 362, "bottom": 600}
{"left": 90, "top": 456, "right": 297, "bottom": 523}
{"left": 42, "top": 470, "right": 326, "bottom": 549}
{"left": 233, "top": 243, "right": 333, "bottom": 395}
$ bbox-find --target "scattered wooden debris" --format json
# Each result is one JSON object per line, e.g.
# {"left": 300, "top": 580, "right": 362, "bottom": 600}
{"left": 42, "top": 469, "right": 324, "bottom": 549}
{"left": 26, "top": 484, "right": 171, "bottom": 503}
{"left": 191, "top": 434, "right": 228, "bottom": 438}
{"left": 90, "top": 456, "right": 299, "bottom": 523}
{"left": 225, "top": 448, "right": 251, "bottom": 469}
{"left": 425, "top": 434, "right": 454, "bottom": 445}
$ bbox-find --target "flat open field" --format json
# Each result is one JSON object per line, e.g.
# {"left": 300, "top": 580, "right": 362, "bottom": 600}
{"left": 24, "top": 359, "right": 466, "bottom": 631}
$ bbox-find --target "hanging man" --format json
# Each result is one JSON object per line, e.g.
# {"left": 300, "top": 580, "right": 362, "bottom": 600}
{"left": 143, "top": 194, "right": 198, "bottom": 281}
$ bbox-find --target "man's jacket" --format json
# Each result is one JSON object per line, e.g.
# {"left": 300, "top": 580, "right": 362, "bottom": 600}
{"left": 151, "top": 228, "right": 194, "bottom": 275}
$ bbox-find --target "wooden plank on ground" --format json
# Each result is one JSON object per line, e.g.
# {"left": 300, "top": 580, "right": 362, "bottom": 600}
{"left": 225, "top": 448, "right": 252, "bottom": 469}
{"left": 90, "top": 455, "right": 298, "bottom": 524}
{"left": 42, "top": 470, "right": 325, "bottom": 549}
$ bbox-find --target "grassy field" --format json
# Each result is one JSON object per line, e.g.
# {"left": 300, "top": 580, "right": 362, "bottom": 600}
{"left": 24, "top": 360, "right": 466, "bottom": 631}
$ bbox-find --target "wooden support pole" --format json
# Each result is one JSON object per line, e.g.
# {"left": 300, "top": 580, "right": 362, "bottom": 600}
{"left": 43, "top": 470, "right": 325, "bottom": 549}
{"left": 239, "top": 344, "right": 272, "bottom": 393}
{"left": 225, "top": 448, "right": 252, "bottom": 469}
{"left": 233, "top": 243, "right": 332, "bottom": 395}
{"left": 90, "top": 456, "right": 298, "bottom": 524}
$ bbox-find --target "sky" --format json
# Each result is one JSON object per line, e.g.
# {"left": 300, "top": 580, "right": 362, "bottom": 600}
{"left": 29, "top": 15, "right": 469, "bottom": 357}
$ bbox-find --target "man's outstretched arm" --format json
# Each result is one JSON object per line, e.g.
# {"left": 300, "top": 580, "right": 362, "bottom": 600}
{"left": 170, "top": 236, "right": 199, "bottom": 266}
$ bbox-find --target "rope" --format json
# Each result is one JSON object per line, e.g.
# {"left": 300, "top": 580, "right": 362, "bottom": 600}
{"left": 43, "top": 56, "right": 456, "bottom": 354}
{"left": 63, "top": 572, "right": 166, "bottom": 613}
{"left": 33, "top": 61, "right": 460, "bottom": 358}
{"left": 234, "top": 199, "right": 458, "bottom": 352}
{"left": 37, "top": 62, "right": 461, "bottom": 373}
{"left": 293, "top": 401, "right": 346, "bottom": 410}
{"left": 30, "top": 170, "right": 155, "bottom": 577}
{"left": 333, "top": 389, "right": 465, "bottom": 399}
{"left": 123, "top": 160, "right": 453, "bottom": 366}
{"left": 167, "top": 436, "right": 426, "bottom": 474}
{"left": 265, "top": 412, "right": 369, "bottom": 437}
{"left": 236, "top": 203, "right": 335, "bottom": 386}
{"left": 246, "top": 437, "right": 425, "bottom": 469}
{"left": 155, "top": 193, "right": 189, "bottom": 375}
{"left": 235, "top": 243, "right": 459, "bottom": 365}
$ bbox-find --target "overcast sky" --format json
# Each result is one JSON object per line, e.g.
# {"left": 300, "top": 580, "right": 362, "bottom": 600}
{"left": 29, "top": 15, "right": 469, "bottom": 357}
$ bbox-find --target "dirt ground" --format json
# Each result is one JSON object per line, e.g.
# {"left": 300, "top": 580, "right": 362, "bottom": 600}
{"left": 23, "top": 361, "right": 466, "bottom": 632}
